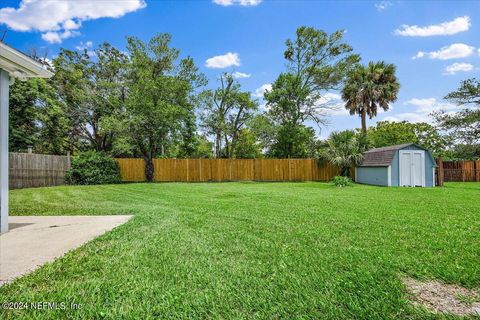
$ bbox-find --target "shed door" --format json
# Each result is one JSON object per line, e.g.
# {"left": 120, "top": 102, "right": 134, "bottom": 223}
{"left": 399, "top": 150, "right": 425, "bottom": 187}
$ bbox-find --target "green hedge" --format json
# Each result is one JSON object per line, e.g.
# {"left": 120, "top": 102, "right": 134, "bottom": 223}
{"left": 66, "top": 151, "right": 122, "bottom": 185}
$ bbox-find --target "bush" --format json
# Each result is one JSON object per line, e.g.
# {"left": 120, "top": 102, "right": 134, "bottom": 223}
{"left": 66, "top": 151, "right": 121, "bottom": 185}
{"left": 332, "top": 175, "right": 352, "bottom": 188}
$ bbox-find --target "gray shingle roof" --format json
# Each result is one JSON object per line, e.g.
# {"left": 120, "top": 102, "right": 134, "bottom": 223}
{"left": 359, "top": 143, "right": 415, "bottom": 167}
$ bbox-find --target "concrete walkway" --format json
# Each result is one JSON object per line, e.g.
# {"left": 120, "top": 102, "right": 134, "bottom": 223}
{"left": 0, "top": 215, "right": 132, "bottom": 286}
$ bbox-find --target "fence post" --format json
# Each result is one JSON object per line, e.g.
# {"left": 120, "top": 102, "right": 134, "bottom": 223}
{"left": 475, "top": 160, "right": 480, "bottom": 182}
{"left": 436, "top": 158, "right": 444, "bottom": 187}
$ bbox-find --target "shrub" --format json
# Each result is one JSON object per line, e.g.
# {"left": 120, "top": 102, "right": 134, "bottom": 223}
{"left": 332, "top": 175, "right": 352, "bottom": 188}
{"left": 66, "top": 151, "right": 121, "bottom": 185}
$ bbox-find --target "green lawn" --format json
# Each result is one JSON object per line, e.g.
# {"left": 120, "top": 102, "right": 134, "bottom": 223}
{"left": 2, "top": 182, "right": 480, "bottom": 319}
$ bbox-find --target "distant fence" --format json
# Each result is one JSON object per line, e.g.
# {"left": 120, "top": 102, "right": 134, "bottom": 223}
{"left": 116, "top": 158, "right": 344, "bottom": 182}
{"left": 442, "top": 160, "right": 480, "bottom": 182}
{"left": 9, "top": 152, "right": 71, "bottom": 189}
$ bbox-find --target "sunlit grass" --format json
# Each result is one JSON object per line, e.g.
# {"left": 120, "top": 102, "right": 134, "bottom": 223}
{"left": 2, "top": 182, "right": 479, "bottom": 319}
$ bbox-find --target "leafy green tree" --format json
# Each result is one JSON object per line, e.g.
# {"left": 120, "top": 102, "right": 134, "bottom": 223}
{"left": 200, "top": 73, "right": 258, "bottom": 158}
{"left": 232, "top": 129, "right": 262, "bottom": 159}
{"left": 53, "top": 49, "right": 92, "bottom": 152}
{"left": 9, "top": 77, "right": 69, "bottom": 154}
{"left": 342, "top": 61, "right": 400, "bottom": 132}
{"left": 269, "top": 124, "right": 317, "bottom": 158}
{"left": 53, "top": 43, "right": 128, "bottom": 153}
{"left": 320, "top": 130, "right": 368, "bottom": 176}
{"left": 432, "top": 78, "right": 480, "bottom": 160}
{"left": 434, "top": 78, "right": 480, "bottom": 148}
{"left": 444, "top": 78, "right": 480, "bottom": 106}
{"left": 123, "top": 33, "right": 206, "bottom": 181}
{"left": 35, "top": 91, "right": 70, "bottom": 155}
{"left": 368, "top": 121, "right": 447, "bottom": 157}
{"left": 444, "top": 144, "right": 480, "bottom": 160}
{"left": 265, "top": 26, "right": 359, "bottom": 157}
{"left": 191, "top": 135, "right": 214, "bottom": 159}
{"left": 9, "top": 79, "right": 43, "bottom": 151}
{"left": 247, "top": 114, "right": 278, "bottom": 155}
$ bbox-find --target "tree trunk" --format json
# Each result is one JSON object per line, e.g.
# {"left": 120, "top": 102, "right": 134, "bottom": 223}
{"left": 361, "top": 109, "right": 367, "bottom": 133}
{"left": 144, "top": 156, "right": 154, "bottom": 182}
{"left": 215, "top": 132, "right": 221, "bottom": 158}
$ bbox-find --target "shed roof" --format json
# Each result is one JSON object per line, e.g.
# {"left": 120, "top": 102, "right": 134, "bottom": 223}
{"left": 359, "top": 143, "right": 415, "bottom": 167}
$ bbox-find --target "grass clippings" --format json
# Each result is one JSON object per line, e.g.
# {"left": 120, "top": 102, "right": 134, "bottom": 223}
{"left": 404, "top": 277, "right": 480, "bottom": 316}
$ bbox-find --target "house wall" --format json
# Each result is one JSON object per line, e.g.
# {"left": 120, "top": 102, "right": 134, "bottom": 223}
{"left": 355, "top": 166, "right": 389, "bottom": 186}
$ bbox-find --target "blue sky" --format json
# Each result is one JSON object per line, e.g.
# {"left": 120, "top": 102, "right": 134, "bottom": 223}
{"left": 1, "top": 0, "right": 479, "bottom": 138}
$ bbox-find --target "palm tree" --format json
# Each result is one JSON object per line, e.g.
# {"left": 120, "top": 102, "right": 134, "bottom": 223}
{"left": 342, "top": 61, "right": 400, "bottom": 133}
{"left": 321, "top": 130, "right": 368, "bottom": 177}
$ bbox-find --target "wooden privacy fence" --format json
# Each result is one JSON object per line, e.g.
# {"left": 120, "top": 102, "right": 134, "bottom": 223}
{"left": 9, "top": 152, "right": 71, "bottom": 189}
{"left": 116, "top": 158, "right": 343, "bottom": 182}
{"left": 442, "top": 160, "right": 480, "bottom": 182}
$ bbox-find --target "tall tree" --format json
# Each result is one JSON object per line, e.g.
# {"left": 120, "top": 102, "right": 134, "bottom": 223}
{"left": 124, "top": 33, "right": 205, "bottom": 181}
{"left": 342, "top": 61, "right": 400, "bottom": 132}
{"left": 53, "top": 43, "right": 128, "bottom": 153}
{"left": 265, "top": 27, "right": 359, "bottom": 157}
{"left": 200, "top": 73, "right": 258, "bottom": 158}
{"left": 53, "top": 49, "right": 92, "bottom": 152}
{"left": 9, "top": 79, "right": 43, "bottom": 151}
{"left": 444, "top": 78, "right": 480, "bottom": 106}
{"left": 434, "top": 78, "right": 480, "bottom": 148}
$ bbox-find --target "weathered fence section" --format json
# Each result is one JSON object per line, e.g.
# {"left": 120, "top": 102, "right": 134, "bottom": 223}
{"left": 442, "top": 160, "right": 480, "bottom": 182}
{"left": 116, "top": 158, "right": 342, "bottom": 182}
{"left": 9, "top": 152, "right": 71, "bottom": 189}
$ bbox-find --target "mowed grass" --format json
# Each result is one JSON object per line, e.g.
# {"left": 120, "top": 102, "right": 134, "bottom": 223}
{"left": 1, "top": 182, "right": 480, "bottom": 319}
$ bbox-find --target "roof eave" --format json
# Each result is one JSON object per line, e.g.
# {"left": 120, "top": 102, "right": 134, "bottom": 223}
{"left": 357, "top": 164, "right": 390, "bottom": 167}
{"left": 0, "top": 42, "right": 53, "bottom": 79}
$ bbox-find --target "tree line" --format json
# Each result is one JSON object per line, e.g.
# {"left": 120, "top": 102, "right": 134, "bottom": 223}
{"left": 9, "top": 27, "right": 480, "bottom": 180}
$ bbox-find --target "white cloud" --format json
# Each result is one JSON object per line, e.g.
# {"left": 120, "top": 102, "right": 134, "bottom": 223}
{"left": 63, "top": 19, "right": 82, "bottom": 30}
{"left": 205, "top": 52, "right": 240, "bottom": 69}
{"left": 384, "top": 98, "right": 459, "bottom": 122}
{"left": 253, "top": 84, "right": 272, "bottom": 98}
{"left": 232, "top": 71, "right": 251, "bottom": 79}
{"left": 413, "top": 43, "right": 475, "bottom": 60}
{"left": 444, "top": 62, "right": 474, "bottom": 75}
{"left": 41, "top": 30, "right": 79, "bottom": 44}
{"left": 0, "top": 0, "right": 146, "bottom": 43}
{"left": 213, "top": 0, "right": 262, "bottom": 6}
{"left": 375, "top": 1, "right": 393, "bottom": 11}
{"left": 405, "top": 98, "right": 438, "bottom": 113}
{"left": 395, "top": 16, "right": 470, "bottom": 37}
{"left": 383, "top": 113, "right": 429, "bottom": 123}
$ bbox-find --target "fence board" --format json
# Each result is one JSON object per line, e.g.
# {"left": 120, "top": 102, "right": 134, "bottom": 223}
{"left": 117, "top": 158, "right": 145, "bottom": 182}
{"left": 9, "top": 152, "right": 70, "bottom": 189}
{"left": 442, "top": 160, "right": 480, "bottom": 182}
{"left": 116, "top": 158, "right": 344, "bottom": 183}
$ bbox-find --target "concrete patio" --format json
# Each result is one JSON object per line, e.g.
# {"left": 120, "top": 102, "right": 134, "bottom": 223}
{"left": 0, "top": 215, "right": 132, "bottom": 286}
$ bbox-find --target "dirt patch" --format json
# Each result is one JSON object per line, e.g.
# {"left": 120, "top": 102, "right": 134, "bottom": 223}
{"left": 403, "top": 277, "right": 480, "bottom": 316}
